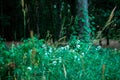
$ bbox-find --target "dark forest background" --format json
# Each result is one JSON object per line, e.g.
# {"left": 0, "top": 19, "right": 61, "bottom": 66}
{"left": 0, "top": 0, "right": 120, "bottom": 41}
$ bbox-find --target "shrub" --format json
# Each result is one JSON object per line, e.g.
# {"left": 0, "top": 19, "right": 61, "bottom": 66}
{"left": 0, "top": 37, "right": 120, "bottom": 80}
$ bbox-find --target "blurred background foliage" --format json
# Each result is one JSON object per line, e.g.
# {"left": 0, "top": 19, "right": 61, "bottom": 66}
{"left": 89, "top": 0, "right": 120, "bottom": 39}
{"left": 0, "top": 0, "right": 120, "bottom": 41}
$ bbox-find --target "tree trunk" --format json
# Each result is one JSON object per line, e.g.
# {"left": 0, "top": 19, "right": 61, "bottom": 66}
{"left": 35, "top": 0, "right": 40, "bottom": 38}
{"left": 0, "top": 0, "right": 4, "bottom": 38}
{"left": 76, "top": 0, "right": 91, "bottom": 41}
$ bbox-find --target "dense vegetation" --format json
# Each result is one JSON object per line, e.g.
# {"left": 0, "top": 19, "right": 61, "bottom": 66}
{"left": 0, "top": 37, "right": 120, "bottom": 80}
{"left": 0, "top": 0, "right": 120, "bottom": 80}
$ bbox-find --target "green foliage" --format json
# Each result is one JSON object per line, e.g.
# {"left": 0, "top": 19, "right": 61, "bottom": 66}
{"left": 89, "top": 0, "right": 120, "bottom": 39}
{"left": 89, "top": 14, "right": 96, "bottom": 37}
{"left": 0, "top": 37, "right": 120, "bottom": 80}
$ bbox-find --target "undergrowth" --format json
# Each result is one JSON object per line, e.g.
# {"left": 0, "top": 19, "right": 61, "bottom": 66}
{"left": 0, "top": 37, "right": 120, "bottom": 80}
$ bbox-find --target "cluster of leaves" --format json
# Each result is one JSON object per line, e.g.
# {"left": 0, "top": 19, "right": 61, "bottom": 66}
{"left": 0, "top": 37, "right": 120, "bottom": 80}
{"left": 89, "top": 0, "right": 120, "bottom": 39}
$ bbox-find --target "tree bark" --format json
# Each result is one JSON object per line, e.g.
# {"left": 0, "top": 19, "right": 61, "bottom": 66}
{"left": 76, "top": 0, "right": 91, "bottom": 41}
{"left": 35, "top": 0, "right": 40, "bottom": 38}
{"left": 0, "top": 0, "right": 4, "bottom": 38}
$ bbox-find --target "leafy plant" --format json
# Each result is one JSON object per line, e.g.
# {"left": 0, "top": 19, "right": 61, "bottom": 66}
{"left": 0, "top": 37, "right": 120, "bottom": 80}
